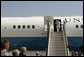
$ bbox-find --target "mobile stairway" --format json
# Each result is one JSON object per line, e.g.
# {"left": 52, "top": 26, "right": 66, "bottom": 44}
{"left": 47, "top": 24, "right": 70, "bottom": 56}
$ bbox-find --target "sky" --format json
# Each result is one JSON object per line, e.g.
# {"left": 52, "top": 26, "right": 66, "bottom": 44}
{"left": 1, "top": 1, "right": 83, "bottom": 17}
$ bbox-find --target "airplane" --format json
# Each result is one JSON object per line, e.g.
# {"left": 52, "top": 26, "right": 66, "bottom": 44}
{"left": 1, "top": 16, "right": 83, "bottom": 52}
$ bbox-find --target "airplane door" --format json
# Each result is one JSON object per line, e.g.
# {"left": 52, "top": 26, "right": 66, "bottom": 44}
{"left": 54, "top": 19, "right": 61, "bottom": 32}
{"left": 59, "top": 19, "right": 61, "bottom": 31}
{"left": 54, "top": 20, "right": 57, "bottom": 32}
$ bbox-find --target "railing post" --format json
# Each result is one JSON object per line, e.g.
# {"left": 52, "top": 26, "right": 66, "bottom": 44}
{"left": 62, "top": 22, "right": 70, "bottom": 56}
{"left": 46, "top": 20, "right": 50, "bottom": 56}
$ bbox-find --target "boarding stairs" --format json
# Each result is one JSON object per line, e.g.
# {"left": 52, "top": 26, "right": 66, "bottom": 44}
{"left": 47, "top": 25, "right": 70, "bottom": 56}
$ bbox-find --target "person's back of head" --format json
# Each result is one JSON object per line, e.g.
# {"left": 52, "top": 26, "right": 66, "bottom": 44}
{"left": 75, "top": 51, "right": 78, "bottom": 56}
{"left": 36, "top": 51, "right": 40, "bottom": 56}
{"left": 12, "top": 49, "right": 20, "bottom": 56}
{"left": 21, "top": 46, "right": 27, "bottom": 53}
{"left": 20, "top": 47, "right": 27, "bottom": 56}
{"left": 1, "top": 40, "right": 9, "bottom": 50}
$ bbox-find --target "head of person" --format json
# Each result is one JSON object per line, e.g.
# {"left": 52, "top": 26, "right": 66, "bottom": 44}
{"left": 20, "top": 47, "right": 27, "bottom": 54}
{"left": 1, "top": 40, "right": 9, "bottom": 50}
{"left": 36, "top": 51, "right": 40, "bottom": 56}
{"left": 12, "top": 49, "right": 20, "bottom": 56}
{"left": 80, "top": 45, "right": 83, "bottom": 54}
{"left": 75, "top": 51, "right": 78, "bottom": 56}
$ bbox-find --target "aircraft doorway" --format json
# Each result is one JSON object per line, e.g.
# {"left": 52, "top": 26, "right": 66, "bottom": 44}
{"left": 54, "top": 20, "right": 57, "bottom": 32}
{"left": 54, "top": 19, "right": 61, "bottom": 32}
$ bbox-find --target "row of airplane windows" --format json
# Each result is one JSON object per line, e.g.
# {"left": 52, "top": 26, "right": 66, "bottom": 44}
{"left": 10, "top": 25, "right": 83, "bottom": 29}
{"left": 13, "top": 25, "right": 35, "bottom": 29}
{"left": 4, "top": 25, "right": 83, "bottom": 29}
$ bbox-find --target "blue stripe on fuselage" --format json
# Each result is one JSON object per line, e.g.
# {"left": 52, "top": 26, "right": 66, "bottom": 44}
{"left": 1, "top": 38, "right": 47, "bottom": 51}
{"left": 1, "top": 37, "right": 83, "bottom": 51}
{"left": 67, "top": 38, "right": 83, "bottom": 51}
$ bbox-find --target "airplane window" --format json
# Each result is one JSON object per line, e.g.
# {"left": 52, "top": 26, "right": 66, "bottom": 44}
{"left": 18, "top": 25, "right": 21, "bottom": 29}
{"left": 81, "top": 25, "right": 83, "bottom": 28}
{"left": 13, "top": 25, "right": 16, "bottom": 29}
{"left": 32, "top": 25, "right": 35, "bottom": 29}
{"left": 27, "top": 25, "right": 30, "bottom": 29}
{"left": 76, "top": 25, "right": 79, "bottom": 28}
{"left": 23, "top": 25, "right": 25, "bottom": 29}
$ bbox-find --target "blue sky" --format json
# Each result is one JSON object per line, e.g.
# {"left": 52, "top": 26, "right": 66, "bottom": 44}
{"left": 1, "top": 1, "right": 83, "bottom": 17}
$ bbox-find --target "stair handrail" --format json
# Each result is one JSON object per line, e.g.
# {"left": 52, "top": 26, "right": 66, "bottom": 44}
{"left": 62, "top": 23, "right": 70, "bottom": 56}
{"left": 46, "top": 21, "right": 52, "bottom": 56}
{"left": 47, "top": 24, "right": 52, "bottom": 56}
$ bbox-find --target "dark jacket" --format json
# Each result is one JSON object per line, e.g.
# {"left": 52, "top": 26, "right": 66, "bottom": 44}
{"left": 20, "top": 53, "right": 26, "bottom": 56}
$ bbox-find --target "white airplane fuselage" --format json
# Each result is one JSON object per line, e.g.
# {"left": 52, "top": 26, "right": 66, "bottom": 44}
{"left": 1, "top": 16, "right": 83, "bottom": 50}
{"left": 1, "top": 17, "right": 46, "bottom": 38}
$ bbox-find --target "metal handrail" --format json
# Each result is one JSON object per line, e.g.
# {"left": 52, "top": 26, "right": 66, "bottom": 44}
{"left": 47, "top": 24, "right": 52, "bottom": 56}
{"left": 46, "top": 21, "right": 50, "bottom": 56}
{"left": 62, "top": 24, "right": 70, "bottom": 56}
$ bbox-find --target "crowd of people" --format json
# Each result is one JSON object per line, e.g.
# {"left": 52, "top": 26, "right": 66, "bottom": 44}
{"left": 1, "top": 40, "right": 83, "bottom": 56}
{"left": 1, "top": 40, "right": 42, "bottom": 56}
